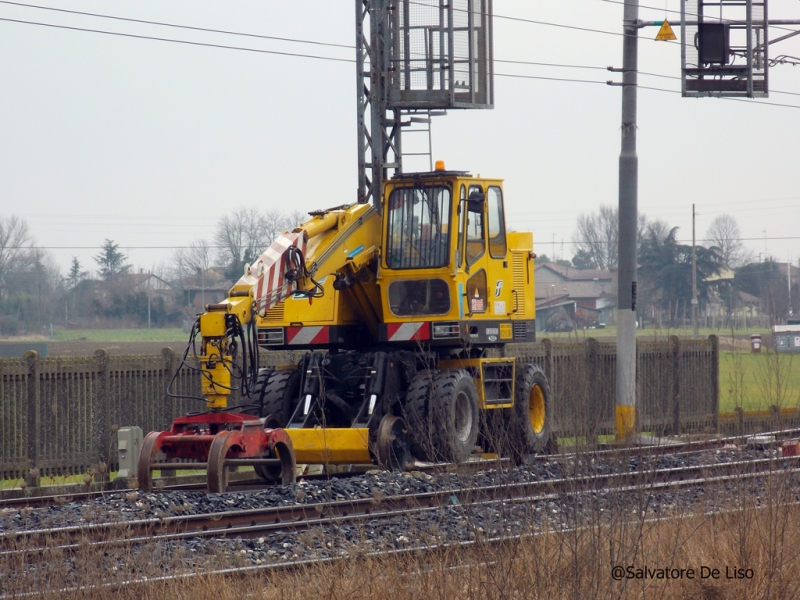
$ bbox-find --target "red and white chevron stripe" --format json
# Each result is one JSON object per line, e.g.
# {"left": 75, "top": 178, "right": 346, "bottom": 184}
{"left": 286, "top": 326, "right": 330, "bottom": 345}
{"left": 245, "top": 232, "right": 307, "bottom": 314}
{"left": 386, "top": 322, "right": 430, "bottom": 342}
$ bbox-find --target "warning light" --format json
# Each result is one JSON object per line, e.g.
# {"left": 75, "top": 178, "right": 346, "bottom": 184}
{"left": 435, "top": 160, "right": 445, "bottom": 171}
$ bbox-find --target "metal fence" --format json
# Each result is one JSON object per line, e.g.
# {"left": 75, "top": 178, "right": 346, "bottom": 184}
{"left": 504, "top": 335, "right": 719, "bottom": 437}
{"left": 1, "top": 337, "right": 719, "bottom": 483}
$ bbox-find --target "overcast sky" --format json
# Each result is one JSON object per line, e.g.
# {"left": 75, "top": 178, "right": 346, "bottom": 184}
{"left": 1, "top": 0, "right": 799, "bottom": 276}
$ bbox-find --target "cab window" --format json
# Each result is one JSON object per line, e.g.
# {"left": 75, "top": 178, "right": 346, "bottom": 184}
{"left": 457, "top": 185, "right": 466, "bottom": 268}
{"left": 385, "top": 185, "right": 451, "bottom": 269}
{"left": 487, "top": 186, "right": 507, "bottom": 258}
{"left": 466, "top": 185, "right": 485, "bottom": 266}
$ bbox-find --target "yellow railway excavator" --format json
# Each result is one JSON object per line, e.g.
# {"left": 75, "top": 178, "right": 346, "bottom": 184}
{"left": 137, "top": 164, "right": 553, "bottom": 492}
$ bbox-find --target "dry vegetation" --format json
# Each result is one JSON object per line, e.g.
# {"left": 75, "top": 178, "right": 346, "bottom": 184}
{"left": 4, "top": 338, "right": 800, "bottom": 598}
{"left": 4, "top": 460, "right": 799, "bottom": 600}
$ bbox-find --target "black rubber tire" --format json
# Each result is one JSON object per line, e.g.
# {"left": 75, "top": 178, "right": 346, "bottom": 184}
{"left": 506, "top": 363, "right": 552, "bottom": 464}
{"left": 260, "top": 369, "right": 300, "bottom": 428}
{"left": 430, "top": 369, "right": 480, "bottom": 463}
{"left": 402, "top": 369, "right": 437, "bottom": 462}
{"left": 253, "top": 369, "right": 300, "bottom": 482}
{"left": 237, "top": 368, "right": 273, "bottom": 416}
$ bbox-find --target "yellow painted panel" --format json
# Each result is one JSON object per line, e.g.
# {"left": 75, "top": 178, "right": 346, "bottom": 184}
{"left": 201, "top": 358, "right": 232, "bottom": 396}
{"left": 283, "top": 277, "right": 336, "bottom": 322}
{"left": 286, "top": 427, "right": 372, "bottom": 464}
{"left": 200, "top": 312, "right": 227, "bottom": 337}
{"left": 615, "top": 406, "right": 636, "bottom": 438}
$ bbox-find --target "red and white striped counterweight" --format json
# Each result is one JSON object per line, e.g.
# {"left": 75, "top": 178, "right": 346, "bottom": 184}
{"left": 241, "top": 232, "right": 307, "bottom": 315}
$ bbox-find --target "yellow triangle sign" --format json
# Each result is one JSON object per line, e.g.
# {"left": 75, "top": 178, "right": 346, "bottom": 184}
{"left": 655, "top": 20, "right": 677, "bottom": 41}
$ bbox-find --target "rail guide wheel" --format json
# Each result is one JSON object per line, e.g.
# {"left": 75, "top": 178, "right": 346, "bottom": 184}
{"left": 136, "top": 430, "right": 164, "bottom": 493}
{"left": 375, "top": 414, "right": 410, "bottom": 471}
{"left": 137, "top": 413, "right": 297, "bottom": 493}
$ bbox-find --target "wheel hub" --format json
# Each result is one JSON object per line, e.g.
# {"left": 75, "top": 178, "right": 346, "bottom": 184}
{"left": 529, "top": 384, "right": 546, "bottom": 435}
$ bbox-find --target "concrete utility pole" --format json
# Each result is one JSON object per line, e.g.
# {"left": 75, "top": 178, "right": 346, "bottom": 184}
{"left": 789, "top": 253, "right": 793, "bottom": 317}
{"left": 692, "top": 204, "right": 698, "bottom": 338}
{"left": 616, "top": 0, "right": 639, "bottom": 439}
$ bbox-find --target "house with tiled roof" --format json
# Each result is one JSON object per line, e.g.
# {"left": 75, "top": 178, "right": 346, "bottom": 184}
{"left": 534, "top": 263, "right": 617, "bottom": 331}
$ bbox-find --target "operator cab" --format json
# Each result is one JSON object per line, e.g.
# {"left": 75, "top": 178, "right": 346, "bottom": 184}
{"left": 379, "top": 164, "right": 533, "bottom": 346}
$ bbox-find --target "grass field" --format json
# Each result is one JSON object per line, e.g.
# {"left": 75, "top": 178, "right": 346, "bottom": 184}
{"left": 50, "top": 328, "right": 187, "bottom": 343}
{"left": 546, "top": 325, "right": 771, "bottom": 341}
{"left": 719, "top": 350, "right": 800, "bottom": 412}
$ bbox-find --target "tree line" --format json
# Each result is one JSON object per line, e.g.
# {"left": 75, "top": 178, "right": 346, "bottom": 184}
{"left": 0, "top": 204, "right": 794, "bottom": 335}
{"left": 0, "top": 208, "right": 304, "bottom": 335}
{"left": 536, "top": 205, "right": 795, "bottom": 327}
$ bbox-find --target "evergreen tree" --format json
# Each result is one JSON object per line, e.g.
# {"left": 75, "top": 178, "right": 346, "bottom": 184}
{"left": 94, "top": 239, "right": 130, "bottom": 281}
{"left": 66, "top": 256, "right": 88, "bottom": 289}
{"left": 638, "top": 227, "right": 721, "bottom": 326}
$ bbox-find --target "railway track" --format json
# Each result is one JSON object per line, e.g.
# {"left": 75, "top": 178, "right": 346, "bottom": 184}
{"left": 3, "top": 453, "right": 799, "bottom": 561}
{"left": 2, "top": 425, "right": 797, "bottom": 511}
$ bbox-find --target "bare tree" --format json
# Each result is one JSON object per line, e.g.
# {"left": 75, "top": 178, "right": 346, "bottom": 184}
{"left": 705, "top": 214, "right": 752, "bottom": 268}
{"left": 572, "top": 205, "right": 618, "bottom": 269}
{"left": 0, "top": 216, "right": 36, "bottom": 299}
{"left": 287, "top": 210, "right": 307, "bottom": 229}
{"left": 0, "top": 228, "right": 64, "bottom": 330}
{"left": 264, "top": 208, "right": 291, "bottom": 242}
{"left": 571, "top": 205, "right": 651, "bottom": 270}
{"left": 214, "top": 207, "right": 309, "bottom": 278}
{"left": 214, "top": 207, "right": 275, "bottom": 269}
{"left": 170, "top": 239, "right": 214, "bottom": 281}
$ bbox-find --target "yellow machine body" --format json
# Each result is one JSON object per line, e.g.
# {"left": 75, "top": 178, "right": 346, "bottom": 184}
{"left": 186, "top": 167, "right": 549, "bottom": 472}
{"left": 255, "top": 172, "right": 537, "bottom": 352}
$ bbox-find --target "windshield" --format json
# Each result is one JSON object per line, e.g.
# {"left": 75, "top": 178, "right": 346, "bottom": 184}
{"left": 385, "top": 185, "right": 451, "bottom": 269}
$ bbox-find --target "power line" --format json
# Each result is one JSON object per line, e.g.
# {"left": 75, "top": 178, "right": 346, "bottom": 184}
{"left": 0, "top": 17, "right": 355, "bottom": 63}
{"left": 0, "top": 1, "right": 353, "bottom": 50}
{"left": 4, "top": 9, "right": 798, "bottom": 105}
{"left": 523, "top": 236, "right": 800, "bottom": 246}
{"left": 496, "top": 72, "right": 608, "bottom": 86}
{"left": 495, "top": 70, "right": 800, "bottom": 109}
{"left": 596, "top": 0, "right": 800, "bottom": 35}
{"left": 9, "top": 233, "right": 800, "bottom": 252}
{"left": 0, "top": 0, "right": 683, "bottom": 78}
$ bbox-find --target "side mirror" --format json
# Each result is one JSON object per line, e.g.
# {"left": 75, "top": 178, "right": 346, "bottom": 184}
{"left": 467, "top": 189, "right": 485, "bottom": 212}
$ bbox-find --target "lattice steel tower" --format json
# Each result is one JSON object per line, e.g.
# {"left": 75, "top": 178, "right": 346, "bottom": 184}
{"left": 356, "top": 0, "right": 494, "bottom": 206}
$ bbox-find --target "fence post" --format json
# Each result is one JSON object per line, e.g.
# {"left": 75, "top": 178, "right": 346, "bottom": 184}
{"left": 24, "top": 351, "right": 41, "bottom": 488}
{"left": 709, "top": 335, "right": 719, "bottom": 433}
{"left": 160, "top": 347, "right": 177, "bottom": 478}
{"left": 161, "top": 347, "right": 176, "bottom": 427}
{"left": 670, "top": 336, "right": 681, "bottom": 435}
{"left": 542, "top": 338, "right": 553, "bottom": 384}
{"left": 769, "top": 404, "right": 781, "bottom": 432}
{"left": 586, "top": 338, "right": 599, "bottom": 442}
{"left": 734, "top": 406, "right": 745, "bottom": 438}
{"left": 92, "top": 349, "right": 111, "bottom": 483}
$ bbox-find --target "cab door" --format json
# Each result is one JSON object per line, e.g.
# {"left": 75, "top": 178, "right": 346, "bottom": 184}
{"left": 462, "top": 183, "right": 513, "bottom": 335}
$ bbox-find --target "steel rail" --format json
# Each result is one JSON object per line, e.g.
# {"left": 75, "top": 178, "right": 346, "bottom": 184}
{"left": 3, "top": 454, "right": 799, "bottom": 559}
{"left": 6, "top": 490, "right": 799, "bottom": 600}
{"left": 3, "top": 425, "right": 798, "bottom": 510}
